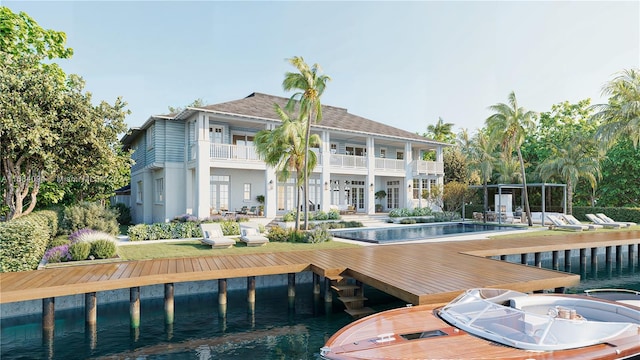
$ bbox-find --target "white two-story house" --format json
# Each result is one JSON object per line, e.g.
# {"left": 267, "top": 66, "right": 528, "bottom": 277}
{"left": 121, "top": 92, "right": 447, "bottom": 224}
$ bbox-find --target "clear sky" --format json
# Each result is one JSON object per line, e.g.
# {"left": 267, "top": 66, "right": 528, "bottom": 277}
{"left": 5, "top": 1, "right": 639, "bottom": 135}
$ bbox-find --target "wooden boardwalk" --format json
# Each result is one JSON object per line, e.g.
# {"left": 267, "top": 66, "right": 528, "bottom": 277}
{"left": 1, "top": 230, "right": 639, "bottom": 305}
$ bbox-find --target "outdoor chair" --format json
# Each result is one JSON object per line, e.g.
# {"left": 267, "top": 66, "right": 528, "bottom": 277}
{"left": 585, "top": 214, "right": 624, "bottom": 229}
{"left": 239, "top": 225, "right": 268, "bottom": 247}
{"left": 547, "top": 215, "right": 585, "bottom": 231}
{"left": 596, "top": 213, "right": 636, "bottom": 227}
{"left": 199, "top": 223, "right": 235, "bottom": 249}
{"left": 560, "top": 214, "right": 602, "bottom": 230}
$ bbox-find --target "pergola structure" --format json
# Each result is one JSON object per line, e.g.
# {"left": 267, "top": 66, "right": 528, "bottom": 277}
{"left": 467, "top": 183, "right": 567, "bottom": 226}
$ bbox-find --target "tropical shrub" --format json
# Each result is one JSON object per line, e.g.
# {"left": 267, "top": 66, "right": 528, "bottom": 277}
{"left": 171, "top": 214, "right": 199, "bottom": 223}
{"left": 90, "top": 239, "right": 117, "bottom": 259}
{"left": 411, "top": 207, "right": 433, "bottom": 217}
{"left": 282, "top": 211, "right": 296, "bottom": 222}
{"left": 44, "top": 245, "right": 71, "bottom": 263}
{"left": 314, "top": 211, "right": 328, "bottom": 220}
{"left": 388, "top": 208, "right": 413, "bottom": 217}
{"left": 266, "top": 226, "right": 289, "bottom": 242}
{"left": 111, "top": 202, "right": 132, "bottom": 225}
{"left": 0, "top": 211, "right": 54, "bottom": 272}
{"left": 68, "top": 242, "right": 92, "bottom": 261}
{"left": 327, "top": 210, "right": 340, "bottom": 220}
{"left": 288, "top": 229, "right": 307, "bottom": 243}
{"left": 48, "top": 236, "right": 70, "bottom": 249}
{"left": 219, "top": 221, "right": 240, "bottom": 236}
{"left": 127, "top": 224, "right": 148, "bottom": 241}
{"left": 61, "top": 202, "right": 118, "bottom": 235}
{"left": 322, "top": 221, "right": 364, "bottom": 229}
{"left": 306, "top": 225, "right": 332, "bottom": 243}
{"left": 147, "top": 223, "right": 172, "bottom": 240}
{"left": 400, "top": 218, "right": 417, "bottom": 224}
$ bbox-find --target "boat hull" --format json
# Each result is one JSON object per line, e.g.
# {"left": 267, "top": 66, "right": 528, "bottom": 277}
{"left": 321, "top": 300, "right": 640, "bottom": 359}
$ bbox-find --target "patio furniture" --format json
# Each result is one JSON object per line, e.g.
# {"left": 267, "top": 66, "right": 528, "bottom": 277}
{"left": 547, "top": 215, "right": 585, "bottom": 231}
{"left": 560, "top": 214, "right": 602, "bottom": 230}
{"left": 596, "top": 213, "right": 636, "bottom": 227}
{"left": 239, "top": 226, "right": 268, "bottom": 247}
{"left": 199, "top": 223, "right": 235, "bottom": 249}
{"left": 585, "top": 214, "right": 624, "bottom": 229}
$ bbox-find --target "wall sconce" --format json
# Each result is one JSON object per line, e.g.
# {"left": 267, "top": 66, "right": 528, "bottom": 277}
{"left": 269, "top": 180, "right": 274, "bottom": 190}
{"left": 408, "top": 184, "right": 412, "bottom": 189}
{"left": 370, "top": 183, "right": 374, "bottom": 188}
{"left": 324, "top": 181, "right": 329, "bottom": 191}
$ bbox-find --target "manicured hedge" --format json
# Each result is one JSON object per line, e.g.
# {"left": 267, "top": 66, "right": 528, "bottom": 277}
{"left": 0, "top": 210, "right": 58, "bottom": 272}
{"left": 127, "top": 220, "right": 241, "bottom": 241}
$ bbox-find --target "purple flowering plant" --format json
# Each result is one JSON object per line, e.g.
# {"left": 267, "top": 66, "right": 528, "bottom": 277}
{"left": 44, "top": 245, "right": 71, "bottom": 263}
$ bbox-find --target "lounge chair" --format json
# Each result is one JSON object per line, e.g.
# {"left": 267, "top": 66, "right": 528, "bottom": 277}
{"left": 596, "top": 213, "right": 636, "bottom": 227}
{"left": 547, "top": 215, "right": 585, "bottom": 231}
{"left": 560, "top": 214, "right": 602, "bottom": 231}
{"left": 585, "top": 214, "right": 624, "bottom": 229}
{"left": 199, "top": 223, "right": 235, "bottom": 249}
{"left": 239, "top": 226, "right": 268, "bottom": 247}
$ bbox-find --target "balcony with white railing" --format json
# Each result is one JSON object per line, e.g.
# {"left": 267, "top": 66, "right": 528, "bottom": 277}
{"left": 375, "top": 158, "right": 405, "bottom": 172}
{"left": 412, "top": 160, "right": 444, "bottom": 175}
{"left": 210, "top": 144, "right": 260, "bottom": 161}
{"left": 330, "top": 154, "right": 367, "bottom": 169}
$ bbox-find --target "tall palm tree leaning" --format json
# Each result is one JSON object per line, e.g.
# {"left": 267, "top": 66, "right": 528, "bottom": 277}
{"left": 282, "top": 56, "right": 331, "bottom": 230}
{"left": 485, "top": 91, "right": 537, "bottom": 226}
{"left": 254, "top": 105, "right": 320, "bottom": 231}
{"left": 591, "top": 68, "right": 640, "bottom": 149}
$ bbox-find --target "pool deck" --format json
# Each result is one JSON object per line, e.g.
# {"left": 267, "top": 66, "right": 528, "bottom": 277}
{"left": 2, "top": 226, "right": 639, "bottom": 306}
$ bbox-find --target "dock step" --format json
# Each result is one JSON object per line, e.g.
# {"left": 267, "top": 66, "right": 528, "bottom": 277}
{"left": 338, "top": 296, "right": 368, "bottom": 304}
{"left": 331, "top": 284, "right": 361, "bottom": 292}
{"left": 344, "top": 307, "right": 375, "bottom": 318}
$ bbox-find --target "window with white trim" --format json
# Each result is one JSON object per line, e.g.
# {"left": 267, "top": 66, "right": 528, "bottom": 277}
{"left": 243, "top": 183, "right": 251, "bottom": 202}
{"left": 155, "top": 178, "right": 164, "bottom": 203}
{"left": 146, "top": 124, "right": 155, "bottom": 149}
{"left": 136, "top": 181, "right": 143, "bottom": 204}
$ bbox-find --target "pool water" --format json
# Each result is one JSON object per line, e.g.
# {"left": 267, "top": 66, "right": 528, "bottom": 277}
{"left": 331, "top": 222, "right": 523, "bottom": 243}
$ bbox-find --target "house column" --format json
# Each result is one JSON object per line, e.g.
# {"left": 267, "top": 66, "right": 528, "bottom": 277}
{"left": 366, "top": 137, "right": 376, "bottom": 214}
{"left": 436, "top": 145, "right": 444, "bottom": 188}
{"left": 321, "top": 131, "right": 331, "bottom": 212}
{"left": 195, "top": 113, "right": 210, "bottom": 218}
{"left": 265, "top": 166, "right": 277, "bottom": 218}
{"left": 404, "top": 142, "right": 414, "bottom": 208}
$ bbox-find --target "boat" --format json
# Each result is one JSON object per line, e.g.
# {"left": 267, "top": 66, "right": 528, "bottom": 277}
{"left": 320, "top": 288, "right": 640, "bottom": 359}
{"left": 584, "top": 288, "right": 640, "bottom": 308}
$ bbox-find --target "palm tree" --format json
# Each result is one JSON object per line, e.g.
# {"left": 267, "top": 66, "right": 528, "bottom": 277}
{"left": 424, "top": 117, "right": 455, "bottom": 143}
{"left": 468, "top": 130, "right": 498, "bottom": 222}
{"left": 592, "top": 69, "right": 640, "bottom": 149}
{"left": 254, "top": 105, "right": 320, "bottom": 230}
{"left": 538, "top": 136, "right": 602, "bottom": 214}
{"left": 282, "top": 56, "right": 330, "bottom": 230}
{"left": 486, "top": 91, "right": 537, "bottom": 226}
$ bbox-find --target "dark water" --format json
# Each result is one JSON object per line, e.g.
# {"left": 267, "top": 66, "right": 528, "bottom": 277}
{"left": 2, "top": 250, "right": 638, "bottom": 359}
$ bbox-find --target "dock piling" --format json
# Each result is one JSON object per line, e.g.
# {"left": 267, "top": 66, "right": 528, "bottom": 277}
{"left": 130, "top": 287, "right": 140, "bottom": 329}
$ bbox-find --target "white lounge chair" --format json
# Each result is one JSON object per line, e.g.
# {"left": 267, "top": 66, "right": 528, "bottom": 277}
{"left": 561, "top": 214, "right": 602, "bottom": 231}
{"left": 596, "top": 213, "right": 636, "bottom": 227}
{"left": 585, "top": 214, "right": 624, "bottom": 229}
{"left": 239, "top": 226, "right": 268, "bottom": 247}
{"left": 199, "top": 223, "right": 235, "bottom": 249}
{"left": 547, "top": 215, "right": 585, "bottom": 231}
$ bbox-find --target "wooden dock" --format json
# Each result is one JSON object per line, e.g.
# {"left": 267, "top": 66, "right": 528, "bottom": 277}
{"left": 2, "top": 230, "right": 638, "bottom": 306}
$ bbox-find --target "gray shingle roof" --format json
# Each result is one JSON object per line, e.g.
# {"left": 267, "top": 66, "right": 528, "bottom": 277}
{"left": 194, "top": 92, "right": 439, "bottom": 144}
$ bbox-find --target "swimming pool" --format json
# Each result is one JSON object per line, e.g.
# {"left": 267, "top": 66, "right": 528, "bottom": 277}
{"left": 331, "top": 222, "right": 523, "bottom": 244}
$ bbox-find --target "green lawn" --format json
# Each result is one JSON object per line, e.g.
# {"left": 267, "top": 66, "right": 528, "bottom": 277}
{"left": 117, "top": 239, "right": 360, "bottom": 261}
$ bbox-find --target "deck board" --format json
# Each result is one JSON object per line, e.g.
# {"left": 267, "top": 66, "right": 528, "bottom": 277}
{"left": 1, "top": 230, "right": 638, "bottom": 305}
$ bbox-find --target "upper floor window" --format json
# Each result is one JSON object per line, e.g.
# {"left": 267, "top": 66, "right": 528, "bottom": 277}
{"left": 330, "top": 143, "right": 337, "bottom": 154}
{"left": 396, "top": 151, "right": 404, "bottom": 160}
{"left": 233, "top": 134, "right": 254, "bottom": 146}
{"left": 380, "top": 148, "right": 386, "bottom": 158}
{"left": 146, "top": 124, "right": 155, "bottom": 149}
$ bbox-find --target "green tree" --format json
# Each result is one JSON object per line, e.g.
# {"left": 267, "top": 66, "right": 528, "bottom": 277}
{"left": 467, "top": 130, "right": 498, "bottom": 222}
{"left": 168, "top": 98, "right": 206, "bottom": 114}
{"left": 254, "top": 105, "right": 320, "bottom": 230}
{"left": 282, "top": 56, "right": 330, "bottom": 230}
{"left": 597, "top": 139, "right": 640, "bottom": 207}
{"left": 537, "top": 136, "right": 602, "bottom": 214}
{"left": 443, "top": 147, "right": 467, "bottom": 183}
{"left": 0, "top": 9, "right": 130, "bottom": 220}
{"left": 486, "top": 91, "right": 537, "bottom": 226}
{"left": 592, "top": 69, "right": 640, "bottom": 149}
{"left": 423, "top": 117, "right": 455, "bottom": 143}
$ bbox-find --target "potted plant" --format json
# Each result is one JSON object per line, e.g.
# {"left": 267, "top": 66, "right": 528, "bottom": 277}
{"left": 256, "top": 195, "right": 265, "bottom": 216}
{"left": 375, "top": 190, "right": 387, "bottom": 212}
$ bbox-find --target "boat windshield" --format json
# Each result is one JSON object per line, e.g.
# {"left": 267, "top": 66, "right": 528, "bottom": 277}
{"left": 438, "top": 289, "right": 637, "bottom": 351}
